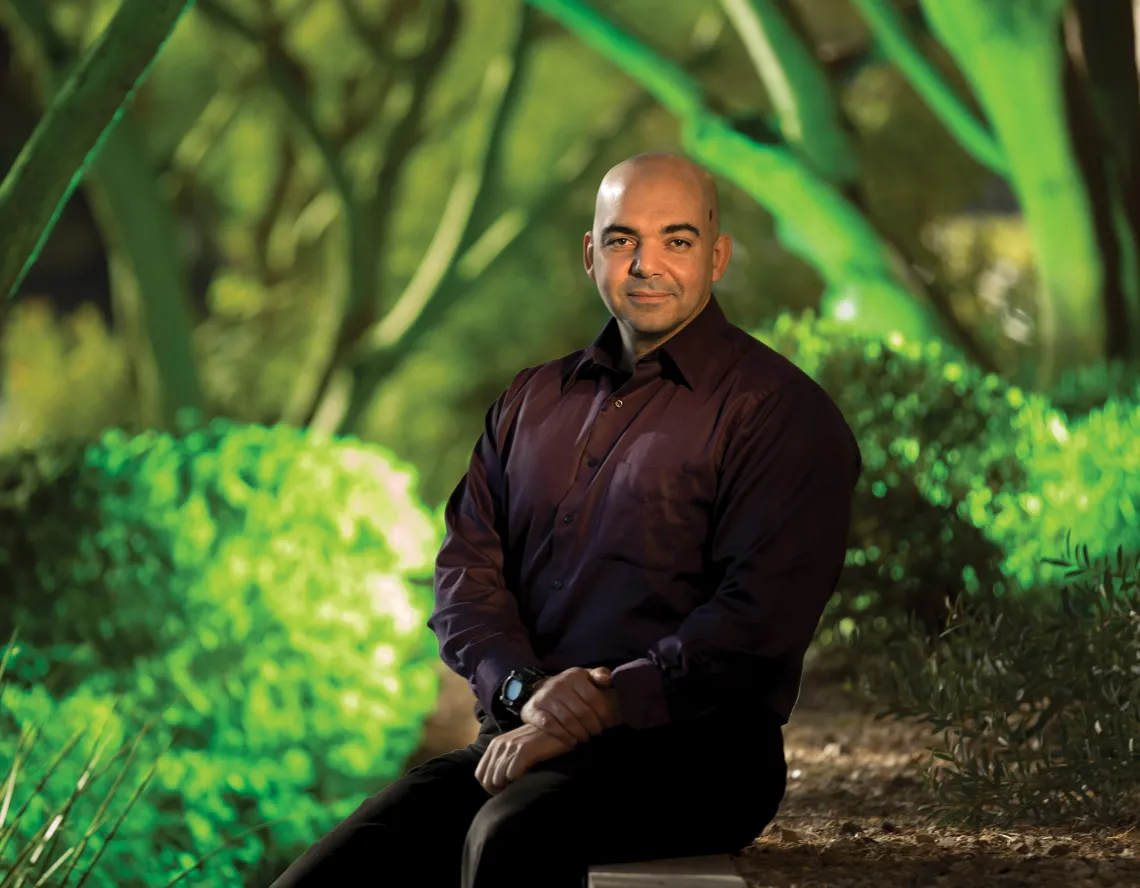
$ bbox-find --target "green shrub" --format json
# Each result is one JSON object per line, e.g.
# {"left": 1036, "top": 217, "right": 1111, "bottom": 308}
{"left": 753, "top": 312, "right": 1023, "bottom": 627}
{"left": 1046, "top": 359, "right": 1140, "bottom": 418}
{"left": 753, "top": 311, "right": 1140, "bottom": 631}
{"left": 854, "top": 537, "right": 1140, "bottom": 828}
{"left": 0, "top": 420, "right": 443, "bottom": 885}
{"left": 960, "top": 397, "right": 1140, "bottom": 591}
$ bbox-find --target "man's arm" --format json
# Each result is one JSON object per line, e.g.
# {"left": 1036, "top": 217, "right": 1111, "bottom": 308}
{"left": 608, "top": 378, "right": 861, "bottom": 730}
{"left": 428, "top": 370, "right": 542, "bottom": 727}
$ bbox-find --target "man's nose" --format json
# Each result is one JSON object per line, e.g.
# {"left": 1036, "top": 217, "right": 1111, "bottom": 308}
{"left": 630, "top": 246, "right": 663, "bottom": 277}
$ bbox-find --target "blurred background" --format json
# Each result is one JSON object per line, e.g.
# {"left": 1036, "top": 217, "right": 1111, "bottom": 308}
{"left": 1, "top": 0, "right": 1139, "bottom": 885}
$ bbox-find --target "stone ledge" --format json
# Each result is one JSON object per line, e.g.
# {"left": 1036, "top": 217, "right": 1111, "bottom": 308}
{"left": 587, "top": 854, "right": 747, "bottom": 887}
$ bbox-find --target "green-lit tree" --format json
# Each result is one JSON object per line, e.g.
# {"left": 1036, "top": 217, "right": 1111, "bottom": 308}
{"left": 4, "top": 0, "right": 1138, "bottom": 443}
{"left": 527, "top": 0, "right": 1140, "bottom": 388}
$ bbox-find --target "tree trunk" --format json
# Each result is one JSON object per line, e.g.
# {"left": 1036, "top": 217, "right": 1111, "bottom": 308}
{"left": 0, "top": 0, "right": 196, "bottom": 304}
{"left": 85, "top": 116, "right": 206, "bottom": 429}
{"left": 1070, "top": 0, "right": 1140, "bottom": 362}
{"left": 5, "top": 0, "right": 205, "bottom": 430}
{"left": 919, "top": 0, "right": 1107, "bottom": 387}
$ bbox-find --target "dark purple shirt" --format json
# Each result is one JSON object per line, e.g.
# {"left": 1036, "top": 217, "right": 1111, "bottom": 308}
{"left": 428, "top": 295, "right": 861, "bottom": 731}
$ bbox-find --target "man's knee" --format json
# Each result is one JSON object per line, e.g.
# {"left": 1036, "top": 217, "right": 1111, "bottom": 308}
{"left": 272, "top": 751, "right": 482, "bottom": 886}
{"left": 464, "top": 790, "right": 554, "bottom": 864}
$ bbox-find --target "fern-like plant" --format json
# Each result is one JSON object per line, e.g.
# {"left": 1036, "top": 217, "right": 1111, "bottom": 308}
{"left": 854, "top": 533, "right": 1140, "bottom": 828}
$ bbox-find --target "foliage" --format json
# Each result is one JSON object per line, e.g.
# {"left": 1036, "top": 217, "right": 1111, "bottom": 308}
{"left": 855, "top": 537, "right": 1140, "bottom": 828}
{"left": 0, "top": 298, "right": 138, "bottom": 451}
{"left": 755, "top": 311, "right": 1023, "bottom": 631}
{"left": 1047, "top": 359, "right": 1140, "bottom": 419}
{"left": 960, "top": 396, "right": 1140, "bottom": 592}
{"left": 756, "top": 312, "right": 1140, "bottom": 614}
{"left": 0, "top": 634, "right": 251, "bottom": 887}
{"left": 0, "top": 420, "right": 444, "bottom": 884}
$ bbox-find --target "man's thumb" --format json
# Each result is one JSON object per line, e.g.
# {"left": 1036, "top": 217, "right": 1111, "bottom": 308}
{"left": 589, "top": 666, "right": 613, "bottom": 686}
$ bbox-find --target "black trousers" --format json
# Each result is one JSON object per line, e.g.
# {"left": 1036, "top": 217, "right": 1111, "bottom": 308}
{"left": 269, "top": 708, "right": 787, "bottom": 888}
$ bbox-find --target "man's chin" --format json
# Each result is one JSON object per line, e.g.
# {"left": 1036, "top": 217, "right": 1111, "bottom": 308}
{"left": 627, "top": 321, "right": 679, "bottom": 341}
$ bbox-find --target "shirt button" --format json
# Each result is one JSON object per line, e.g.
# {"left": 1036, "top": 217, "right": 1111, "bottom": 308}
{"left": 562, "top": 514, "right": 574, "bottom": 524}
{"left": 552, "top": 580, "right": 563, "bottom": 589}
{"left": 613, "top": 399, "right": 623, "bottom": 408}
{"left": 587, "top": 458, "right": 599, "bottom": 468}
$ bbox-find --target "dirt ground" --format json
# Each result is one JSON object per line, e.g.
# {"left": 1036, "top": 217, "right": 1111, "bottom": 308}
{"left": 735, "top": 679, "right": 1140, "bottom": 888}
{"left": 410, "top": 665, "right": 1140, "bottom": 888}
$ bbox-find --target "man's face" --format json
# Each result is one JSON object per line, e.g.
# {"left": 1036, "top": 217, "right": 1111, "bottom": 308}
{"left": 584, "top": 171, "right": 730, "bottom": 343}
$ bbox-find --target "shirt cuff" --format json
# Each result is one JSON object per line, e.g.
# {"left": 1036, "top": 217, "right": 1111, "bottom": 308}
{"left": 611, "top": 658, "right": 671, "bottom": 730}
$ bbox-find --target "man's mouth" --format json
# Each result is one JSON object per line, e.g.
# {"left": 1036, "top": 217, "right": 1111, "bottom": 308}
{"left": 628, "top": 291, "right": 672, "bottom": 303}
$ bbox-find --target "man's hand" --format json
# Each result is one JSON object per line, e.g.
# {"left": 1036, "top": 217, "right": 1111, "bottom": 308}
{"left": 475, "top": 723, "right": 575, "bottom": 795}
{"left": 519, "top": 666, "right": 616, "bottom": 746}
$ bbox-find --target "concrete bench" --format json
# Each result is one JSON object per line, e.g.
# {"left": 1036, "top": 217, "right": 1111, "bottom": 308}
{"left": 587, "top": 854, "right": 746, "bottom": 887}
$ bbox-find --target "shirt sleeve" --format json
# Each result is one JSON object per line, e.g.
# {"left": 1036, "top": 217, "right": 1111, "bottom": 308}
{"left": 610, "top": 378, "right": 862, "bottom": 730}
{"left": 427, "top": 370, "right": 543, "bottom": 726}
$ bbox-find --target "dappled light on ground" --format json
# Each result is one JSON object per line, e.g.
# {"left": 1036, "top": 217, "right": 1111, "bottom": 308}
{"left": 737, "top": 681, "right": 1140, "bottom": 888}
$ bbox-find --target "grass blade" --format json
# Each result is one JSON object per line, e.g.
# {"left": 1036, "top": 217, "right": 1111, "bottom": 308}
{"left": 70, "top": 734, "right": 171, "bottom": 888}
{"left": 163, "top": 816, "right": 294, "bottom": 887}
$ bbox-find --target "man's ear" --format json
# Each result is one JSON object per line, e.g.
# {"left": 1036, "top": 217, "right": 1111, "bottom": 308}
{"left": 583, "top": 231, "right": 596, "bottom": 280}
{"left": 710, "top": 233, "right": 732, "bottom": 282}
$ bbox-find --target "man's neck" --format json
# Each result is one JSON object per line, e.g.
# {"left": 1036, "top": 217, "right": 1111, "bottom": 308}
{"left": 616, "top": 292, "right": 710, "bottom": 372}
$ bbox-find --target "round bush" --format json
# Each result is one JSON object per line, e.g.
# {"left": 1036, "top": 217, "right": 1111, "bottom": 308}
{"left": 752, "top": 312, "right": 1020, "bottom": 628}
{"left": 965, "top": 396, "right": 1140, "bottom": 590}
{"left": 0, "top": 420, "right": 444, "bottom": 885}
{"left": 753, "top": 311, "right": 1140, "bottom": 619}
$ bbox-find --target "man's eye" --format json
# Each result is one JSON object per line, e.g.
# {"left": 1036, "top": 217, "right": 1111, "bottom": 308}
{"left": 671, "top": 239, "right": 691, "bottom": 248}
{"left": 607, "top": 238, "right": 630, "bottom": 247}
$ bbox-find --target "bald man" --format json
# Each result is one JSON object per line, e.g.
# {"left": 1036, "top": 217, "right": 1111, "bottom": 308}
{"left": 271, "top": 152, "right": 861, "bottom": 888}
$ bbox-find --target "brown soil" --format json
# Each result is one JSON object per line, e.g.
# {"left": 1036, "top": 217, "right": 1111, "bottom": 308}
{"left": 410, "top": 664, "right": 1140, "bottom": 887}
{"left": 734, "top": 680, "right": 1140, "bottom": 888}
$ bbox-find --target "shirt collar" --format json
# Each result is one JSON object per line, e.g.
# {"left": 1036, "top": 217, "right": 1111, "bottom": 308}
{"left": 561, "top": 292, "right": 733, "bottom": 394}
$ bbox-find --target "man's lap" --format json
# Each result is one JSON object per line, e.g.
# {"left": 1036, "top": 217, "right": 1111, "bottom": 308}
{"left": 272, "top": 709, "right": 785, "bottom": 886}
{"left": 466, "top": 709, "right": 786, "bottom": 862}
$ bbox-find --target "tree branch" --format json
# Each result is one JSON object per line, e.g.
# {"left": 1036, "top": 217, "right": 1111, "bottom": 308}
{"left": 849, "top": 0, "right": 1007, "bottom": 176}
{"left": 282, "top": 0, "right": 462, "bottom": 427}
{"left": 718, "top": 0, "right": 860, "bottom": 186}
{"left": 4, "top": 0, "right": 205, "bottom": 429}
{"left": 319, "top": 15, "right": 735, "bottom": 435}
{"left": 310, "top": 2, "right": 537, "bottom": 436}
{"left": 528, "top": 0, "right": 957, "bottom": 349}
{"left": 0, "top": 0, "right": 197, "bottom": 304}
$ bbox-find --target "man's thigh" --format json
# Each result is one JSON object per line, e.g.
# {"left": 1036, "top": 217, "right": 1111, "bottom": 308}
{"left": 463, "top": 710, "right": 786, "bottom": 883}
{"left": 271, "top": 731, "right": 496, "bottom": 887}
{"left": 590, "top": 710, "right": 788, "bottom": 860}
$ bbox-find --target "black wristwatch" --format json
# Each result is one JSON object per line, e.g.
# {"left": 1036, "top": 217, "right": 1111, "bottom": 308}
{"left": 498, "top": 666, "right": 548, "bottom": 717}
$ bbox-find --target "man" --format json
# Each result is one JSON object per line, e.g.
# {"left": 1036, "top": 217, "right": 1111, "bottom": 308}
{"left": 271, "top": 151, "right": 861, "bottom": 888}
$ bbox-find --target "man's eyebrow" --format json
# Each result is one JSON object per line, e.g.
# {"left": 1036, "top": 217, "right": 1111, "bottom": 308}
{"left": 600, "top": 222, "right": 702, "bottom": 238}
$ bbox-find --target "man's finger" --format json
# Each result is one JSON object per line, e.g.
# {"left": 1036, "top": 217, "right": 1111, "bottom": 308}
{"left": 535, "top": 708, "right": 584, "bottom": 746}
{"left": 476, "top": 745, "right": 496, "bottom": 793}
{"left": 545, "top": 699, "right": 592, "bottom": 743}
{"left": 491, "top": 743, "right": 515, "bottom": 790}
{"left": 505, "top": 751, "right": 531, "bottom": 783}
{"left": 568, "top": 684, "right": 611, "bottom": 733}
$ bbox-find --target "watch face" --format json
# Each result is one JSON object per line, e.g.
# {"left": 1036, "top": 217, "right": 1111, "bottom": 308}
{"left": 505, "top": 677, "right": 524, "bottom": 701}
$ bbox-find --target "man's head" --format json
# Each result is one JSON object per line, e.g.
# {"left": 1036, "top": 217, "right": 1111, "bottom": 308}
{"left": 584, "top": 152, "right": 731, "bottom": 360}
